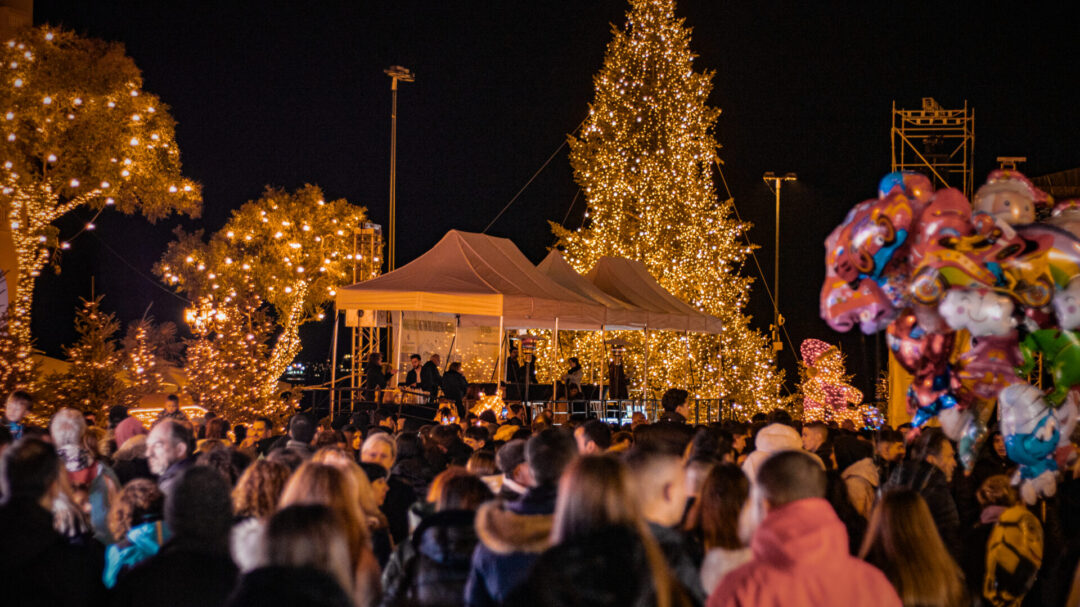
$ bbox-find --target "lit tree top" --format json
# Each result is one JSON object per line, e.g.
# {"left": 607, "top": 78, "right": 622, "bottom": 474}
{"left": 0, "top": 25, "right": 201, "bottom": 380}
{"left": 551, "top": 0, "right": 784, "bottom": 413}
{"left": 156, "top": 185, "right": 379, "bottom": 410}
{"left": 1, "top": 25, "right": 201, "bottom": 228}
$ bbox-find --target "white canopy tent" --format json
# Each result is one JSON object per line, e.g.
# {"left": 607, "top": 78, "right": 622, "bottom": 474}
{"left": 333, "top": 231, "right": 607, "bottom": 396}
{"left": 586, "top": 256, "right": 723, "bottom": 334}
{"left": 335, "top": 230, "right": 606, "bottom": 330}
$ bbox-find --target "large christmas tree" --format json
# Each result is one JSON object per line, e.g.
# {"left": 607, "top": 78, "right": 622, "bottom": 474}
{"left": 552, "top": 0, "right": 785, "bottom": 416}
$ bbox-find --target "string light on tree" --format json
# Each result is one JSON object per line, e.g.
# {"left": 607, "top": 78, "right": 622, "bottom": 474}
{"left": 550, "top": 0, "right": 785, "bottom": 417}
{"left": 0, "top": 26, "right": 201, "bottom": 391}
{"left": 155, "top": 185, "right": 381, "bottom": 421}
{"left": 798, "top": 338, "right": 863, "bottom": 423}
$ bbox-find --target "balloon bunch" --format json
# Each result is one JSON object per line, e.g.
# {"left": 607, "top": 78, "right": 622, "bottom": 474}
{"left": 821, "top": 170, "right": 1079, "bottom": 503}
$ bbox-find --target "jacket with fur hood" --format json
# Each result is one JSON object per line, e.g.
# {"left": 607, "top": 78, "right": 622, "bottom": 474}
{"left": 464, "top": 484, "right": 556, "bottom": 607}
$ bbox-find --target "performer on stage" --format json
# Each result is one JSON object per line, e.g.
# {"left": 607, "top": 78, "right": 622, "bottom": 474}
{"left": 364, "top": 352, "right": 395, "bottom": 402}
{"left": 404, "top": 354, "right": 422, "bottom": 388}
{"left": 505, "top": 346, "right": 524, "bottom": 384}
{"left": 420, "top": 353, "right": 442, "bottom": 403}
{"left": 560, "top": 357, "right": 584, "bottom": 400}
{"left": 441, "top": 361, "right": 469, "bottom": 418}
{"left": 607, "top": 356, "right": 629, "bottom": 400}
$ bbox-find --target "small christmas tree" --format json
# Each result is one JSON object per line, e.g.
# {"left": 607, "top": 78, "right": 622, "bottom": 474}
{"left": 41, "top": 296, "right": 126, "bottom": 419}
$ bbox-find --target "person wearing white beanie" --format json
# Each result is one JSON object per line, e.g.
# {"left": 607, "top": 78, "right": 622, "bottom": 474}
{"left": 741, "top": 424, "right": 823, "bottom": 483}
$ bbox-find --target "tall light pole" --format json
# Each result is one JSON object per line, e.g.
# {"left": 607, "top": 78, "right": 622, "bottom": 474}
{"left": 762, "top": 171, "right": 796, "bottom": 361}
{"left": 384, "top": 65, "right": 414, "bottom": 271}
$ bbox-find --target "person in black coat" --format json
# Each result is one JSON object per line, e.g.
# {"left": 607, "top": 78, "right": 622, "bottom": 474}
{"left": 0, "top": 438, "right": 105, "bottom": 607}
{"left": 364, "top": 353, "right": 395, "bottom": 402}
{"left": 380, "top": 476, "right": 492, "bottom": 607}
{"left": 885, "top": 428, "right": 962, "bottom": 563}
{"left": 441, "top": 362, "right": 469, "bottom": 418}
{"left": 111, "top": 466, "right": 238, "bottom": 607}
{"left": 421, "top": 354, "right": 443, "bottom": 403}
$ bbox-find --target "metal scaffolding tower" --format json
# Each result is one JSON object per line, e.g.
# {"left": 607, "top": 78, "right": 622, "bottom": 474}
{"left": 345, "top": 224, "right": 384, "bottom": 402}
{"left": 891, "top": 98, "right": 975, "bottom": 199}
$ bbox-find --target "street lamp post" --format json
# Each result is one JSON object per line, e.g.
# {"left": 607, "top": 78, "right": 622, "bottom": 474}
{"left": 384, "top": 65, "right": 414, "bottom": 271}
{"left": 762, "top": 172, "right": 797, "bottom": 362}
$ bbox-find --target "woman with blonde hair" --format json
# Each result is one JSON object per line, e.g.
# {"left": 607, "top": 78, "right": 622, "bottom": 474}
{"left": 507, "top": 455, "right": 687, "bottom": 607}
{"left": 279, "top": 461, "right": 382, "bottom": 607}
{"left": 860, "top": 489, "right": 968, "bottom": 607}
{"left": 312, "top": 447, "right": 393, "bottom": 565}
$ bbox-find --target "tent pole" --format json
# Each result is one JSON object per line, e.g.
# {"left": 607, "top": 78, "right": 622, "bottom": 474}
{"left": 392, "top": 310, "right": 404, "bottom": 388}
{"left": 496, "top": 315, "right": 505, "bottom": 398}
{"left": 685, "top": 331, "right": 696, "bottom": 423}
{"left": 553, "top": 317, "right": 559, "bottom": 411}
{"left": 644, "top": 327, "right": 650, "bottom": 417}
{"left": 329, "top": 305, "right": 339, "bottom": 416}
{"left": 599, "top": 328, "right": 606, "bottom": 421}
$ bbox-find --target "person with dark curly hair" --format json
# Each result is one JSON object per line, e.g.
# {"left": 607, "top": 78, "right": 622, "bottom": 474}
{"left": 104, "top": 479, "right": 168, "bottom": 588}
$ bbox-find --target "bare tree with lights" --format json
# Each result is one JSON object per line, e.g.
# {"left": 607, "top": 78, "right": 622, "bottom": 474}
{"left": 551, "top": 0, "right": 786, "bottom": 417}
{"left": 0, "top": 26, "right": 202, "bottom": 388}
{"left": 156, "top": 184, "right": 380, "bottom": 421}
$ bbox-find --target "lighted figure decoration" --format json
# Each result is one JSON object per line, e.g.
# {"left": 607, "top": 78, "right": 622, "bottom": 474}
{"left": 551, "top": 0, "right": 784, "bottom": 417}
{"left": 156, "top": 185, "right": 380, "bottom": 421}
{"left": 470, "top": 392, "right": 507, "bottom": 420}
{"left": 798, "top": 339, "right": 863, "bottom": 423}
{"left": 0, "top": 26, "right": 201, "bottom": 389}
{"left": 823, "top": 168, "right": 1080, "bottom": 498}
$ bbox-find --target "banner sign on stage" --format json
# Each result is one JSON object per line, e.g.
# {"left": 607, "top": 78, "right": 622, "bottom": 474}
{"left": 399, "top": 312, "right": 500, "bottom": 382}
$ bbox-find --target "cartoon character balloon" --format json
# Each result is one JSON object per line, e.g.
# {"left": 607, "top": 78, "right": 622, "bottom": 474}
{"left": 938, "top": 288, "right": 1016, "bottom": 336}
{"left": 972, "top": 169, "right": 1049, "bottom": 226}
{"left": 998, "top": 382, "right": 1078, "bottom": 504}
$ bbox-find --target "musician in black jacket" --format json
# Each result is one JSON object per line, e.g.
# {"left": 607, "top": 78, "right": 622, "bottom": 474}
{"left": 420, "top": 353, "right": 442, "bottom": 403}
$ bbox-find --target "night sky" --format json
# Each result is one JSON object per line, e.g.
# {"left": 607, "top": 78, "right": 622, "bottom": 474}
{"left": 30, "top": 0, "right": 1080, "bottom": 394}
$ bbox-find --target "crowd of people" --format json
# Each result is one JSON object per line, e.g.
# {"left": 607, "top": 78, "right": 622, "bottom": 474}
{"left": 2, "top": 386, "right": 1080, "bottom": 607}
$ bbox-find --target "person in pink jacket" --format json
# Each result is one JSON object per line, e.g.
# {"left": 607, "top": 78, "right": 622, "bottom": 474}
{"left": 708, "top": 450, "right": 902, "bottom": 607}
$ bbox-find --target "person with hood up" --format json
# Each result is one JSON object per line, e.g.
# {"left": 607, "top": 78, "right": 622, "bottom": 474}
{"left": 834, "top": 434, "right": 879, "bottom": 519}
{"left": 707, "top": 450, "right": 901, "bottom": 607}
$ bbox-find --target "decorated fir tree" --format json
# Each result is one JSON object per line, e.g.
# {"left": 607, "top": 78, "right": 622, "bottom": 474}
{"left": 551, "top": 0, "right": 785, "bottom": 416}
{"left": 40, "top": 296, "right": 127, "bottom": 419}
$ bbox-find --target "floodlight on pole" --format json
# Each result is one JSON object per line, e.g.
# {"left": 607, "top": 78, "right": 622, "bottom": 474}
{"left": 762, "top": 171, "right": 796, "bottom": 368}
{"left": 385, "top": 65, "right": 414, "bottom": 271}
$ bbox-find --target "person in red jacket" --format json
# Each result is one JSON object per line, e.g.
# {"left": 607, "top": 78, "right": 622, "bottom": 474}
{"left": 707, "top": 450, "right": 901, "bottom": 607}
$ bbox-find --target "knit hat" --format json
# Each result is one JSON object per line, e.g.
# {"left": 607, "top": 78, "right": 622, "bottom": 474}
{"left": 741, "top": 423, "right": 823, "bottom": 483}
{"left": 115, "top": 416, "right": 149, "bottom": 448}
